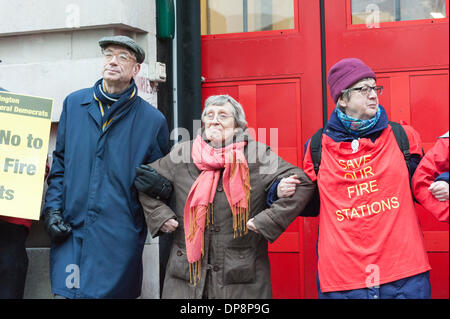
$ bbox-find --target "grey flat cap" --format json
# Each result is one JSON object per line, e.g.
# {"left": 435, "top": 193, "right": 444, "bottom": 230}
{"left": 99, "top": 35, "right": 145, "bottom": 63}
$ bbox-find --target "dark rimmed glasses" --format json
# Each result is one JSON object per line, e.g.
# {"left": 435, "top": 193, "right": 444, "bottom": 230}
{"left": 342, "top": 85, "right": 383, "bottom": 97}
{"left": 102, "top": 49, "right": 136, "bottom": 63}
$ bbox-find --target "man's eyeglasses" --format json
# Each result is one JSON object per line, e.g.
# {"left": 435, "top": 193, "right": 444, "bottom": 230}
{"left": 102, "top": 49, "right": 136, "bottom": 63}
{"left": 203, "top": 112, "right": 234, "bottom": 123}
{"left": 342, "top": 85, "right": 383, "bottom": 97}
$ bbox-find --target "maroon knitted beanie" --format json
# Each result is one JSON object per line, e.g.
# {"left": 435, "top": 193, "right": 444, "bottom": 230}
{"left": 327, "top": 58, "right": 376, "bottom": 104}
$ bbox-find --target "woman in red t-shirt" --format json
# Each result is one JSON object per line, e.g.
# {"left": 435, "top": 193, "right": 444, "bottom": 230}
{"left": 276, "top": 58, "right": 431, "bottom": 299}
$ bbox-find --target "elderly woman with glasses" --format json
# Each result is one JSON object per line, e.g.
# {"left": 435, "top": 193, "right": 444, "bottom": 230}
{"left": 276, "top": 58, "right": 432, "bottom": 299}
{"left": 135, "top": 94, "right": 315, "bottom": 299}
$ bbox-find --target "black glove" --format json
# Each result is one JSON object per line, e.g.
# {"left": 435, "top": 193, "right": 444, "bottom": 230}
{"left": 43, "top": 209, "right": 72, "bottom": 242}
{"left": 135, "top": 164, "right": 173, "bottom": 200}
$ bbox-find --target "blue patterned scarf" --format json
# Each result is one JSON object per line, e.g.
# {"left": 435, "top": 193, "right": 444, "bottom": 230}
{"left": 93, "top": 78, "right": 137, "bottom": 131}
{"left": 336, "top": 107, "right": 381, "bottom": 137}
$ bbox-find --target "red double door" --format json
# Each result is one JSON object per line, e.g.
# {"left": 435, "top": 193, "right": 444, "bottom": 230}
{"left": 201, "top": 0, "right": 449, "bottom": 298}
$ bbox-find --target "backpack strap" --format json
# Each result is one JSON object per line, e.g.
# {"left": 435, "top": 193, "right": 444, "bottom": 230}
{"left": 300, "top": 128, "right": 323, "bottom": 217}
{"left": 388, "top": 121, "right": 411, "bottom": 178}
{"left": 310, "top": 128, "right": 323, "bottom": 175}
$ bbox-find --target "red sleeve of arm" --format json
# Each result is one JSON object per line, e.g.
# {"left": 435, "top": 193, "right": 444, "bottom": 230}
{"left": 412, "top": 138, "right": 449, "bottom": 223}
{"left": 401, "top": 123, "right": 424, "bottom": 156}
{"left": 303, "top": 140, "right": 318, "bottom": 182}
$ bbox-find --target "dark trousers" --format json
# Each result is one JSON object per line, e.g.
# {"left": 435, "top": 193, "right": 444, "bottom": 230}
{"left": 317, "top": 271, "right": 431, "bottom": 299}
{"left": 0, "top": 220, "right": 29, "bottom": 299}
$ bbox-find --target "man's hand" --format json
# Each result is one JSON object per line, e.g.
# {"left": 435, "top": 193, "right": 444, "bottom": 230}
{"left": 43, "top": 210, "right": 72, "bottom": 242}
{"left": 161, "top": 218, "right": 179, "bottom": 233}
{"left": 429, "top": 181, "right": 449, "bottom": 202}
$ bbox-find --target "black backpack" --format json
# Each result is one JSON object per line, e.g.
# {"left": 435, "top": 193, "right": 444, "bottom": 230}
{"left": 301, "top": 121, "right": 412, "bottom": 217}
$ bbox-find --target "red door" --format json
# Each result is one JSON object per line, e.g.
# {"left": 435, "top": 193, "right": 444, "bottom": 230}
{"left": 201, "top": 0, "right": 449, "bottom": 298}
{"left": 201, "top": 0, "right": 322, "bottom": 298}
{"left": 324, "top": 0, "right": 449, "bottom": 299}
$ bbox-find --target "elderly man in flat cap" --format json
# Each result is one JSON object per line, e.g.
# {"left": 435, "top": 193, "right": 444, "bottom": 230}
{"left": 43, "top": 36, "right": 169, "bottom": 299}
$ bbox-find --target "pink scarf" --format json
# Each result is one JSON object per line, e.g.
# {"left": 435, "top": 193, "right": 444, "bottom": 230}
{"left": 184, "top": 135, "right": 251, "bottom": 284}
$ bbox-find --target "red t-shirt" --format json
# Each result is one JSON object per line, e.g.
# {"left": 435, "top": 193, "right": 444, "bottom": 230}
{"left": 304, "top": 125, "right": 431, "bottom": 292}
{"left": 412, "top": 136, "right": 449, "bottom": 222}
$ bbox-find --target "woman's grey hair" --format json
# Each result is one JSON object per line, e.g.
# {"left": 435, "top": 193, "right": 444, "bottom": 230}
{"left": 202, "top": 94, "right": 248, "bottom": 129}
{"left": 337, "top": 90, "right": 351, "bottom": 111}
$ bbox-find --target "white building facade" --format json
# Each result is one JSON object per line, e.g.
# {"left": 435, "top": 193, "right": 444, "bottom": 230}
{"left": 0, "top": 0, "right": 161, "bottom": 298}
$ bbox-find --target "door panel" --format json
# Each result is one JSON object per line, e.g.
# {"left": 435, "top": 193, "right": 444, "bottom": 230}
{"left": 202, "top": 78, "right": 309, "bottom": 298}
{"left": 202, "top": 79, "right": 302, "bottom": 181}
{"left": 410, "top": 72, "right": 449, "bottom": 149}
{"left": 201, "top": 0, "right": 323, "bottom": 299}
{"left": 269, "top": 252, "right": 302, "bottom": 298}
{"left": 201, "top": 0, "right": 448, "bottom": 299}
{"left": 325, "top": 0, "right": 449, "bottom": 299}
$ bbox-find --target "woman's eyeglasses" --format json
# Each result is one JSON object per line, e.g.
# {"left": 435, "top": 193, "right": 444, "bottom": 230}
{"left": 342, "top": 85, "right": 383, "bottom": 97}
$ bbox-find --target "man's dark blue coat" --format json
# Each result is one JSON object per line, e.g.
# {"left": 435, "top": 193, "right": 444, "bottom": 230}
{"left": 44, "top": 84, "right": 169, "bottom": 298}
